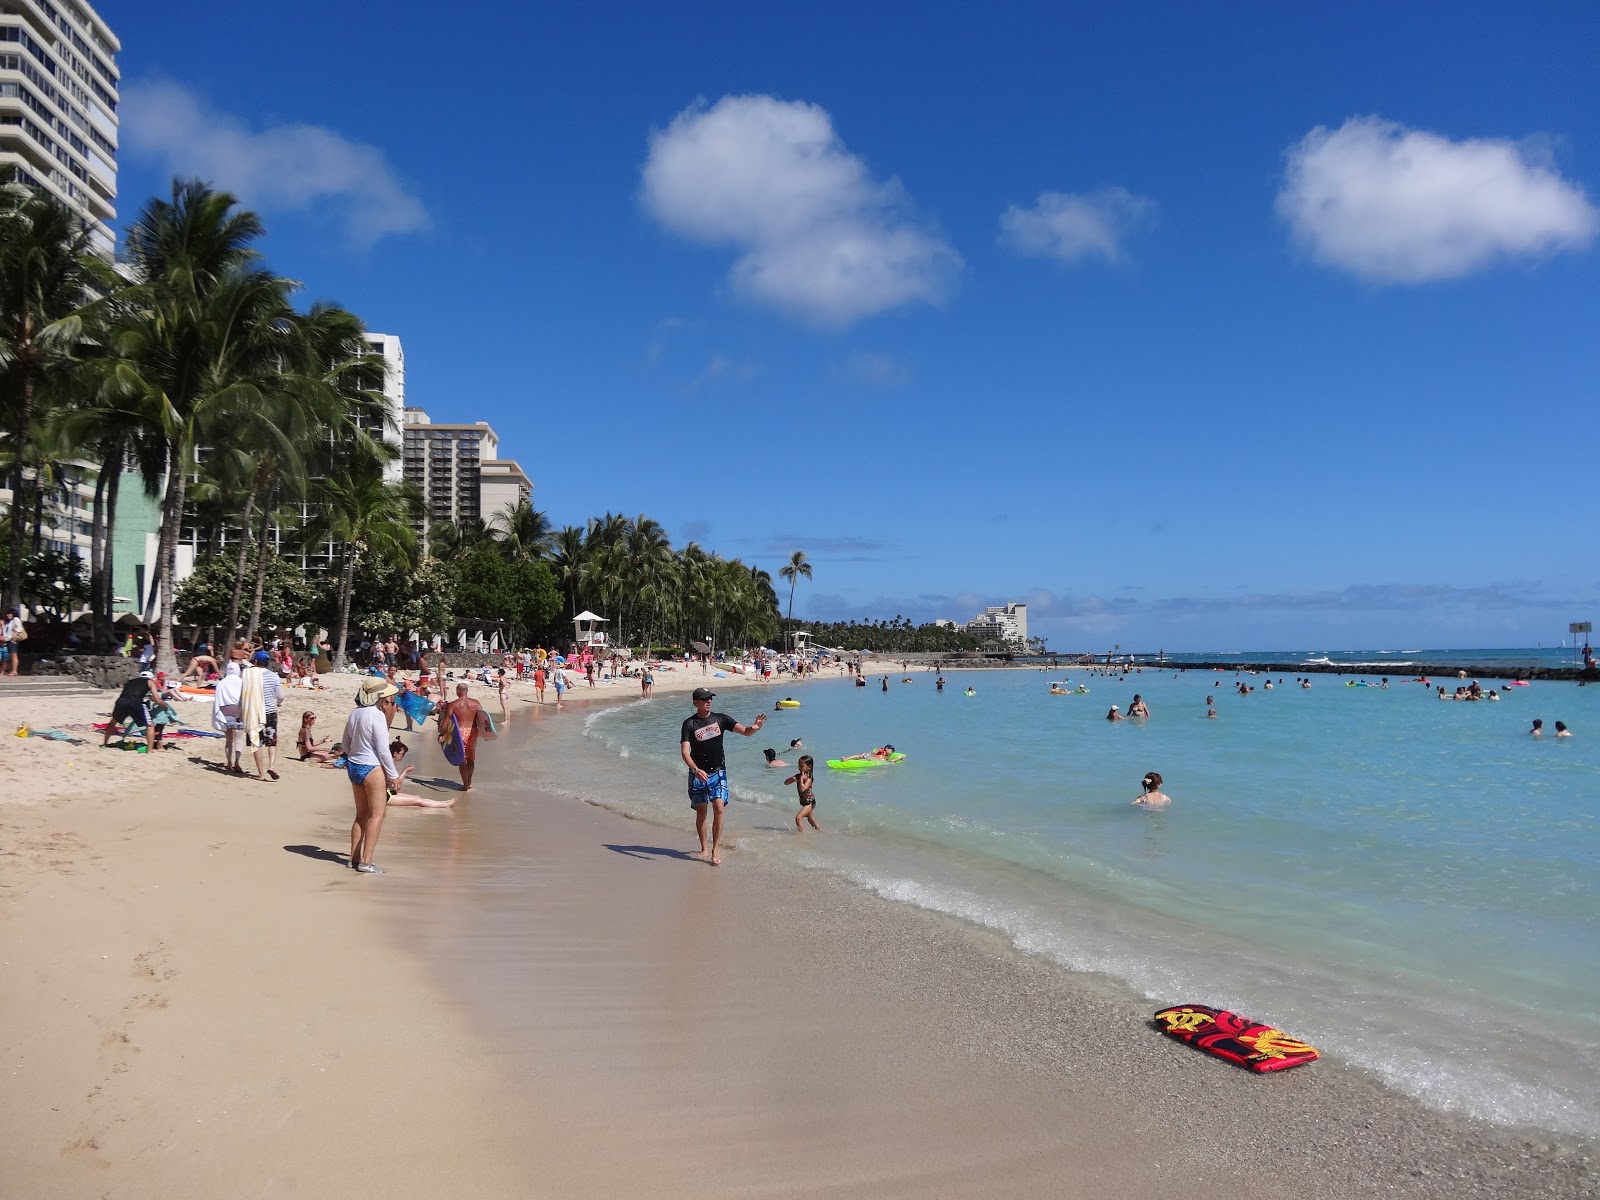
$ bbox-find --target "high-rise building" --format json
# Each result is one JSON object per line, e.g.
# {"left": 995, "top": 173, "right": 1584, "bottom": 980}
{"left": 0, "top": 0, "right": 119, "bottom": 258}
{"left": 965, "top": 603, "right": 1028, "bottom": 648}
{"left": 402, "top": 410, "right": 532, "bottom": 542}
{"left": 362, "top": 332, "right": 405, "bottom": 480}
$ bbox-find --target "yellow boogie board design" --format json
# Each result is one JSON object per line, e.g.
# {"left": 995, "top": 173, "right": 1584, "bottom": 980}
{"left": 1153, "top": 1004, "right": 1319, "bottom": 1073}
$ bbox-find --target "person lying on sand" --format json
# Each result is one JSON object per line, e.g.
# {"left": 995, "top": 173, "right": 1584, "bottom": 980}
{"left": 384, "top": 740, "right": 458, "bottom": 808}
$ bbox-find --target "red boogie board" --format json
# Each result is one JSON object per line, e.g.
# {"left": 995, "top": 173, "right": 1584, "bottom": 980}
{"left": 1153, "top": 1004, "right": 1319, "bottom": 1073}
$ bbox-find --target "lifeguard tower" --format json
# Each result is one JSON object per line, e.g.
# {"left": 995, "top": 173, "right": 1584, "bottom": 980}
{"left": 573, "top": 610, "right": 609, "bottom": 650}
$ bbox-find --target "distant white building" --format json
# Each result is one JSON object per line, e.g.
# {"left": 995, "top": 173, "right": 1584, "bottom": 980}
{"left": 965, "top": 603, "right": 1028, "bottom": 648}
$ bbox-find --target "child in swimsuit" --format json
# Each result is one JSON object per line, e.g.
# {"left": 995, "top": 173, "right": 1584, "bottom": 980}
{"left": 783, "top": 754, "right": 820, "bottom": 832}
{"left": 297, "top": 710, "right": 334, "bottom": 762}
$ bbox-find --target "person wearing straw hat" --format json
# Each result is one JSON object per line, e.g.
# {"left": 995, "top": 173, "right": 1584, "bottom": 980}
{"left": 342, "top": 678, "right": 402, "bottom": 873}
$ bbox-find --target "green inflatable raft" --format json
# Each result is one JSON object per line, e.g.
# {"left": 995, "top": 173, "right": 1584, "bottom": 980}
{"left": 826, "top": 753, "right": 906, "bottom": 769}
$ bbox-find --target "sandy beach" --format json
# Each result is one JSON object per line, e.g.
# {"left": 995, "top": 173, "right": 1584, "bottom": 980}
{"left": 2, "top": 667, "right": 1594, "bottom": 1198}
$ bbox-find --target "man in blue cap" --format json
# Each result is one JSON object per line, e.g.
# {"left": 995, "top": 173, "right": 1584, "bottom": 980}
{"left": 244, "top": 649, "right": 284, "bottom": 780}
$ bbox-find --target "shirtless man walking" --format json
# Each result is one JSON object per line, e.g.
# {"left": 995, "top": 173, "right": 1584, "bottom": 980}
{"left": 438, "top": 682, "right": 493, "bottom": 791}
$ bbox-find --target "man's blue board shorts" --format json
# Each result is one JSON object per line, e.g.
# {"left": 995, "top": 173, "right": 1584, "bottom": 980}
{"left": 688, "top": 768, "right": 730, "bottom": 807}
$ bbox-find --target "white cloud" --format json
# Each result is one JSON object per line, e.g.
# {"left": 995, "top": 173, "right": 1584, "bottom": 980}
{"left": 640, "top": 95, "right": 960, "bottom": 327}
{"left": 839, "top": 351, "right": 911, "bottom": 388}
{"left": 686, "top": 353, "right": 760, "bottom": 392}
{"left": 998, "top": 187, "right": 1154, "bottom": 264}
{"left": 121, "top": 79, "right": 428, "bottom": 248}
{"left": 1277, "top": 116, "right": 1598, "bottom": 283}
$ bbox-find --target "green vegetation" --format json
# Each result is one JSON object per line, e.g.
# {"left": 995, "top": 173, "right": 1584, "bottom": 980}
{"left": 792, "top": 617, "right": 990, "bottom": 655}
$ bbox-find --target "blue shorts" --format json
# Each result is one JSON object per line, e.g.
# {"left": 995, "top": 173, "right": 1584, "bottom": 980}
{"left": 347, "top": 761, "right": 379, "bottom": 784}
{"left": 688, "top": 768, "right": 730, "bottom": 807}
{"left": 0, "top": 645, "right": 10, "bottom": 662}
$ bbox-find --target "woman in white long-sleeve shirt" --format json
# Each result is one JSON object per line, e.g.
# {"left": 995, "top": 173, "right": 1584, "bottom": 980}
{"left": 342, "top": 678, "right": 401, "bottom": 873}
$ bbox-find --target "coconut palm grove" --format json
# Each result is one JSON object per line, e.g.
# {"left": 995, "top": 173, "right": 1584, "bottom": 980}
{"left": 0, "top": 173, "right": 993, "bottom": 665}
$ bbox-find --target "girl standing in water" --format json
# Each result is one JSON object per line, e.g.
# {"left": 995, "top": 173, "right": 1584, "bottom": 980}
{"left": 784, "top": 755, "right": 821, "bottom": 832}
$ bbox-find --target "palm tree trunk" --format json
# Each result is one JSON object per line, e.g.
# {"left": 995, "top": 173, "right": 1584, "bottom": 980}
{"left": 89, "top": 458, "right": 109, "bottom": 623}
{"left": 29, "top": 484, "right": 44, "bottom": 554}
{"left": 245, "top": 500, "right": 272, "bottom": 637}
{"left": 332, "top": 545, "right": 357, "bottom": 671}
{"left": 224, "top": 484, "right": 259, "bottom": 643}
{"left": 5, "top": 354, "right": 35, "bottom": 611}
{"left": 154, "top": 448, "right": 188, "bottom": 675}
{"left": 100, "top": 463, "right": 122, "bottom": 645}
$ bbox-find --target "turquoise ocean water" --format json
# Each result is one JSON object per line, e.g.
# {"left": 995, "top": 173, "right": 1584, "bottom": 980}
{"left": 530, "top": 663, "right": 1599, "bottom": 1137}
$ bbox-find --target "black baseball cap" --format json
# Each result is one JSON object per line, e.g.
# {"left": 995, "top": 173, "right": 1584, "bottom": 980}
{"left": 692, "top": 687, "right": 715, "bottom": 701}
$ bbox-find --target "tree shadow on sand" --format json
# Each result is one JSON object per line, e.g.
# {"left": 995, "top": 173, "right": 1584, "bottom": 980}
{"left": 604, "top": 843, "right": 700, "bottom": 862}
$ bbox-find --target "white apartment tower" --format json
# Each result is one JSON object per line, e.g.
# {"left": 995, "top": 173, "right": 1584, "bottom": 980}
{"left": 363, "top": 331, "right": 406, "bottom": 480}
{"left": 0, "top": 0, "right": 120, "bottom": 258}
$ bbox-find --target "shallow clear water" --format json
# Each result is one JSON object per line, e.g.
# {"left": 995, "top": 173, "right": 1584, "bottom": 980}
{"left": 536, "top": 666, "right": 1600, "bottom": 1136}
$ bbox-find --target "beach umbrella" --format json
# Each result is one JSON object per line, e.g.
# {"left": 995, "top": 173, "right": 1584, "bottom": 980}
{"left": 691, "top": 640, "right": 712, "bottom": 654}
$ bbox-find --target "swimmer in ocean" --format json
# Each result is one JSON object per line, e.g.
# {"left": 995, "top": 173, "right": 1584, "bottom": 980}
{"left": 1530, "top": 719, "right": 1544, "bottom": 737}
{"left": 1132, "top": 771, "right": 1171, "bottom": 807}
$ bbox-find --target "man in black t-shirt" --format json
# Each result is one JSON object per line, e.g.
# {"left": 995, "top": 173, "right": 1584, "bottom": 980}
{"left": 103, "top": 671, "right": 162, "bottom": 751}
{"left": 679, "top": 686, "right": 766, "bottom": 865}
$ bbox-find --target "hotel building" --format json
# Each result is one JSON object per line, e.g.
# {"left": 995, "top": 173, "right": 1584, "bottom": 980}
{"left": 965, "top": 603, "right": 1029, "bottom": 648}
{"left": 402, "top": 410, "right": 531, "bottom": 542}
{"left": 0, "top": 0, "right": 119, "bottom": 258}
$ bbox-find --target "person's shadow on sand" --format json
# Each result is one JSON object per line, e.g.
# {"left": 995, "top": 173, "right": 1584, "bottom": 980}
{"left": 283, "top": 844, "right": 348, "bottom": 867}
{"left": 604, "top": 843, "right": 699, "bottom": 862}
{"left": 409, "top": 776, "right": 459, "bottom": 791}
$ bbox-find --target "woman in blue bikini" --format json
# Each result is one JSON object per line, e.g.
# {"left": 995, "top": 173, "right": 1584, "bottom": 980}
{"left": 341, "top": 678, "right": 402, "bottom": 873}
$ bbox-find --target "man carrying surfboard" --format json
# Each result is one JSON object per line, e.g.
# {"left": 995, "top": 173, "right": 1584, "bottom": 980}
{"left": 680, "top": 687, "right": 765, "bottom": 866}
{"left": 438, "top": 682, "right": 495, "bottom": 792}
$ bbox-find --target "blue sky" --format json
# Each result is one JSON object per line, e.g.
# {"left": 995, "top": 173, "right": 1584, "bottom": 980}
{"left": 103, "top": 1, "right": 1598, "bottom": 651}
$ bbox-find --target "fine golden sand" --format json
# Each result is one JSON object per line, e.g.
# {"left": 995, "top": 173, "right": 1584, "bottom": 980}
{"left": 2, "top": 664, "right": 1594, "bottom": 1198}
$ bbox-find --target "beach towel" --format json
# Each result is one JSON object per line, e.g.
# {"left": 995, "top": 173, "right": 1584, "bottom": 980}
{"left": 27, "top": 728, "right": 86, "bottom": 745}
{"left": 212, "top": 664, "right": 243, "bottom": 732}
{"left": 441, "top": 713, "right": 467, "bottom": 766}
{"left": 240, "top": 666, "right": 267, "bottom": 747}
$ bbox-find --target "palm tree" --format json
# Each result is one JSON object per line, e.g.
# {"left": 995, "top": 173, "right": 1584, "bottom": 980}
{"left": 305, "top": 448, "right": 420, "bottom": 670}
{"left": 53, "top": 371, "right": 163, "bottom": 640}
{"left": 222, "top": 302, "right": 392, "bottom": 641}
{"left": 493, "top": 499, "right": 552, "bottom": 561}
{"left": 103, "top": 180, "right": 295, "bottom": 672}
{"left": 779, "top": 550, "right": 812, "bottom": 640}
{"left": 0, "top": 176, "right": 113, "bottom": 610}
{"left": 550, "top": 525, "right": 587, "bottom": 620}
